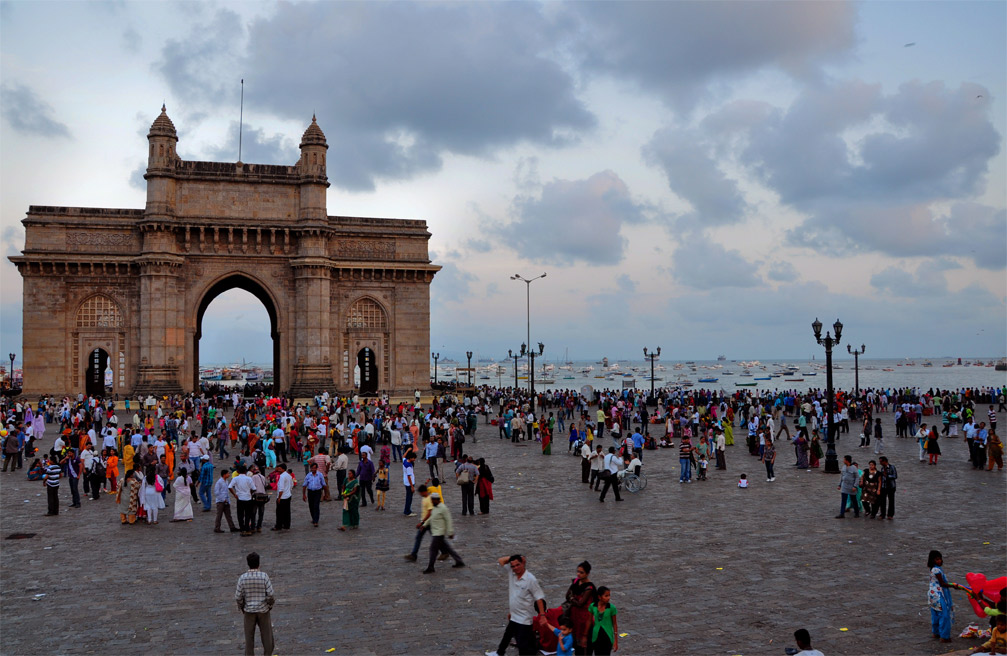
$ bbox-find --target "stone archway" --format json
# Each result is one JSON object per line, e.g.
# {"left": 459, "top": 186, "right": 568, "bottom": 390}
{"left": 357, "top": 347, "right": 378, "bottom": 395}
{"left": 11, "top": 107, "right": 439, "bottom": 397}
{"left": 85, "top": 347, "right": 110, "bottom": 397}
{"left": 194, "top": 273, "right": 280, "bottom": 395}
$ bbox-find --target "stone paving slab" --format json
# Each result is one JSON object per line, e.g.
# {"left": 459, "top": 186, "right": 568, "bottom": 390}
{"left": 1, "top": 412, "right": 1005, "bottom": 655}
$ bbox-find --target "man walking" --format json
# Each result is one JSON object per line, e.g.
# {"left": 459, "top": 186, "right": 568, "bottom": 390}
{"left": 213, "top": 468, "right": 239, "bottom": 533}
{"left": 485, "top": 554, "right": 546, "bottom": 656}
{"left": 272, "top": 464, "right": 293, "bottom": 531}
{"left": 598, "top": 447, "right": 622, "bottom": 502}
{"left": 579, "top": 440, "right": 592, "bottom": 484}
{"left": 356, "top": 451, "right": 375, "bottom": 508}
{"left": 421, "top": 493, "right": 465, "bottom": 573}
{"left": 235, "top": 552, "right": 275, "bottom": 656}
{"left": 42, "top": 454, "right": 61, "bottom": 515}
{"left": 62, "top": 449, "right": 81, "bottom": 508}
{"left": 589, "top": 445, "right": 604, "bottom": 490}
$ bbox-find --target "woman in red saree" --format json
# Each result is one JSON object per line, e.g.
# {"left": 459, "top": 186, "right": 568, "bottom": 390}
{"left": 476, "top": 457, "right": 494, "bottom": 514}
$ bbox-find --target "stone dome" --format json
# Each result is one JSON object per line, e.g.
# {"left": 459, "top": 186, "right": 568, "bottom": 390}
{"left": 300, "top": 114, "right": 327, "bottom": 148}
{"left": 148, "top": 104, "right": 177, "bottom": 139}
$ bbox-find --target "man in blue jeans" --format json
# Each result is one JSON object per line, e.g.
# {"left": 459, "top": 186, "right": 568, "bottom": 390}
{"left": 198, "top": 455, "right": 215, "bottom": 511}
{"left": 835, "top": 455, "right": 861, "bottom": 518}
{"left": 679, "top": 436, "right": 694, "bottom": 483}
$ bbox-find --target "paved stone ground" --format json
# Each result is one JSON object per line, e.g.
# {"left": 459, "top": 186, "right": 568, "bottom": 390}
{"left": 1, "top": 411, "right": 1005, "bottom": 656}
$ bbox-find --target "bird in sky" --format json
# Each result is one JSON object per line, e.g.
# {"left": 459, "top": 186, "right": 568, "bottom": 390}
{"left": 904, "top": 42, "right": 916, "bottom": 47}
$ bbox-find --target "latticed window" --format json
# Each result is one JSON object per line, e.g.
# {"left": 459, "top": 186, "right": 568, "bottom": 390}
{"left": 346, "top": 298, "right": 387, "bottom": 330}
{"left": 76, "top": 295, "right": 123, "bottom": 328}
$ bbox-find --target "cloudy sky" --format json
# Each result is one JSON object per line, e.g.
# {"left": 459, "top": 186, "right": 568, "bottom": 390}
{"left": 1, "top": 0, "right": 1004, "bottom": 365}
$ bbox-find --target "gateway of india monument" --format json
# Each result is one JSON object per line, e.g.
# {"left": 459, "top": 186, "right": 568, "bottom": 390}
{"left": 10, "top": 107, "right": 439, "bottom": 398}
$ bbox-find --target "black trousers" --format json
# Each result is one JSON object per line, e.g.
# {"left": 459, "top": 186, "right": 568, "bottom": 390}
{"left": 275, "top": 441, "right": 288, "bottom": 463}
{"left": 68, "top": 476, "right": 80, "bottom": 506}
{"left": 460, "top": 482, "right": 475, "bottom": 515}
{"left": 236, "top": 499, "right": 254, "bottom": 531}
{"left": 307, "top": 489, "right": 322, "bottom": 524}
{"left": 427, "top": 534, "right": 463, "bottom": 570}
{"left": 496, "top": 619, "right": 537, "bottom": 656}
{"left": 588, "top": 630, "right": 613, "bottom": 655}
{"left": 590, "top": 469, "right": 602, "bottom": 490}
{"left": 335, "top": 470, "right": 347, "bottom": 499}
{"left": 599, "top": 474, "right": 621, "bottom": 501}
{"left": 581, "top": 458, "right": 591, "bottom": 483}
{"left": 275, "top": 498, "right": 291, "bottom": 529}
{"left": 879, "top": 488, "right": 896, "bottom": 518}
{"left": 253, "top": 500, "right": 265, "bottom": 529}
{"left": 359, "top": 480, "right": 374, "bottom": 506}
{"left": 46, "top": 485, "right": 59, "bottom": 514}
{"left": 478, "top": 494, "right": 490, "bottom": 514}
{"left": 90, "top": 473, "right": 102, "bottom": 499}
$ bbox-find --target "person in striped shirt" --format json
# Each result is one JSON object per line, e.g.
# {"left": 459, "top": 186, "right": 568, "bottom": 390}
{"left": 42, "top": 454, "right": 61, "bottom": 516}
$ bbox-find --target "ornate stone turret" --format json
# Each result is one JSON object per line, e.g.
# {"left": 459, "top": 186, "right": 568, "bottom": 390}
{"left": 298, "top": 114, "right": 328, "bottom": 179}
{"left": 146, "top": 104, "right": 178, "bottom": 171}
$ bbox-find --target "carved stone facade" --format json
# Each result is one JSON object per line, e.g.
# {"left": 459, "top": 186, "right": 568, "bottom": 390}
{"left": 10, "top": 107, "right": 439, "bottom": 398}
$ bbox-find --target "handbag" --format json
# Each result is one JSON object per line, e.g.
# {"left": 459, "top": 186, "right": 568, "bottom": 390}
{"left": 253, "top": 492, "right": 271, "bottom": 503}
{"left": 154, "top": 476, "right": 163, "bottom": 493}
{"left": 456, "top": 469, "right": 471, "bottom": 485}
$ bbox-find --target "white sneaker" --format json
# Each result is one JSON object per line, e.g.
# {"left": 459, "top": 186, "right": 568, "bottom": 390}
{"left": 485, "top": 651, "right": 500, "bottom": 656}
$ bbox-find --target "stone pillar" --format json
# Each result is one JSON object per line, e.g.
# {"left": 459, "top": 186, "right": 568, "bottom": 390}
{"left": 288, "top": 257, "right": 335, "bottom": 396}
{"left": 133, "top": 255, "right": 185, "bottom": 396}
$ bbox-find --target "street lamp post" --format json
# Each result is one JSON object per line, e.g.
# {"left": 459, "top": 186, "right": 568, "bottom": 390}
{"left": 432, "top": 352, "right": 440, "bottom": 385}
{"left": 508, "top": 348, "right": 522, "bottom": 390}
{"left": 847, "top": 343, "right": 866, "bottom": 401}
{"left": 510, "top": 273, "right": 546, "bottom": 392}
{"left": 6, "top": 353, "right": 14, "bottom": 389}
{"left": 812, "top": 318, "right": 843, "bottom": 474}
{"left": 527, "top": 342, "right": 544, "bottom": 413}
{"left": 466, "top": 351, "right": 473, "bottom": 387}
{"left": 643, "top": 346, "right": 661, "bottom": 404}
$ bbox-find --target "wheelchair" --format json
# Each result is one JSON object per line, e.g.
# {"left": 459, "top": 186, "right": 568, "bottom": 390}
{"left": 620, "top": 469, "right": 647, "bottom": 493}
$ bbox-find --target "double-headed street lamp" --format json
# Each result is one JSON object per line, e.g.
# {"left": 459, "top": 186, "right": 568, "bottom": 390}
{"left": 465, "top": 351, "right": 473, "bottom": 387}
{"left": 847, "top": 343, "right": 866, "bottom": 401}
{"left": 812, "top": 318, "right": 843, "bottom": 474}
{"left": 7, "top": 353, "right": 14, "bottom": 387}
{"left": 510, "top": 273, "right": 546, "bottom": 391}
{"left": 432, "top": 352, "right": 441, "bottom": 385}
{"left": 643, "top": 346, "right": 661, "bottom": 404}
{"left": 507, "top": 348, "right": 522, "bottom": 389}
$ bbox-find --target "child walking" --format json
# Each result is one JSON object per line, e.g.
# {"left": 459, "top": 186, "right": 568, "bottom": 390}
{"left": 375, "top": 460, "right": 389, "bottom": 511}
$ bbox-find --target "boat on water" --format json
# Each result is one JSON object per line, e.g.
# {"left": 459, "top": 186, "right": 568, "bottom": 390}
{"left": 784, "top": 378, "right": 805, "bottom": 382}
{"left": 803, "top": 372, "right": 817, "bottom": 376}
{"left": 721, "top": 371, "right": 735, "bottom": 376}
{"left": 996, "top": 359, "right": 1007, "bottom": 371}
{"left": 717, "top": 355, "right": 726, "bottom": 361}
{"left": 736, "top": 382, "right": 757, "bottom": 387}
{"left": 697, "top": 377, "right": 718, "bottom": 383}
{"left": 882, "top": 368, "right": 894, "bottom": 372}
{"left": 753, "top": 377, "right": 771, "bottom": 381}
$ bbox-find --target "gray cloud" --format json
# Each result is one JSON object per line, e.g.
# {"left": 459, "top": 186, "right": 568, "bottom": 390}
{"left": 571, "top": 2, "right": 856, "bottom": 109}
{"left": 498, "top": 170, "right": 646, "bottom": 266}
{"left": 0, "top": 83, "right": 71, "bottom": 138}
{"left": 870, "top": 261, "right": 949, "bottom": 298}
{"left": 767, "top": 260, "right": 798, "bottom": 282}
{"left": 616, "top": 274, "right": 637, "bottom": 293}
{"left": 430, "top": 252, "right": 476, "bottom": 305}
{"left": 671, "top": 237, "right": 762, "bottom": 290}
{"left": 203, "top": 122, "right": 299, "bottom": 165}
{"left": 156, "top": 4, "right": 595, "bottom": 191}
{"left": 643, "top": 127, "right": 747, "bottom": 231}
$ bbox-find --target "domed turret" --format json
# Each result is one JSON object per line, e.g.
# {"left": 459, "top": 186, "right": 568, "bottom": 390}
{"left": 300, "top": 114, "right": 327, "bottom": 148}
{"left": 147, "top": 104, "right": 178, "bottom": 171}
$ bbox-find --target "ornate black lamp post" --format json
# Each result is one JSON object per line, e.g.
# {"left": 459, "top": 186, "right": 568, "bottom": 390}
{"left": 847, "top": 343, "right": 865, "bottom": 401}
{"left": 643, "top": 346, "right": 661, "bottom": 404}
{"left": 508, "top": 348, "right": 522, "bottom": 390}
{"left": 813, "top": 318, "right": 843, "bottom": 474}
{"left": 465, "top": 351, "right": 473, "bottom": 387}
{"left": 510, "top": 273, "right": 546, "bottom": 391}
{"left": 7, "top": 353, "right": 14, "bottom": 386}
{"left": 432, "top": 352, "right": 440, "bottom": 385}
{"left": 527, "top": 342, "right": 544, "bottom": 413}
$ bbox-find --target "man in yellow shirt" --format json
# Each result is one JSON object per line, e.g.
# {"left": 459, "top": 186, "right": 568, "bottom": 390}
{"left": 403, "top": 484, "right": 432, "bottom": 561}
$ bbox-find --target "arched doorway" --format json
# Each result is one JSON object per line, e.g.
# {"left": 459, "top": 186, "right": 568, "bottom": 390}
{"left": 357, "top": 347, "right": 378, "bottom": 396}
{"left": 85, "top": 348, "right": 110, "bottom": 397}
{"left": 195, "top": 274, "right": 280, "bottom": 396}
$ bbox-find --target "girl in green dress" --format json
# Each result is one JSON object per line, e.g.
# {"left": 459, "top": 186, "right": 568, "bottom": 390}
{"left": 588, "top": 586, "right": 618, "bottom": 655}
{"left": 340, "top": 469, "right": 360, "bottom": 530}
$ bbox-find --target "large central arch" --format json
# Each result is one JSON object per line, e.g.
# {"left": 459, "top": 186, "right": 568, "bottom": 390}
{"left": 194, "top": 273, "right": 280, "bottom": 395}
{"left": 10, "top": 108, "right": 440, "bottom": 398}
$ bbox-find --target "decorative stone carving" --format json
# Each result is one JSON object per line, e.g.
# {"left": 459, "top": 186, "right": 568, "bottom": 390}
{"left": 335, "top": 240, "right": 395, "bottom": 260}
{"left": 66, "top": 231, "right": 136, "bottom": 248}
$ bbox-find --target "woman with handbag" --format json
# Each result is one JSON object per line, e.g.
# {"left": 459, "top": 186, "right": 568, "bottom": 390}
{"left": 139, "top": 465, "right": 165, "bottom": 524}
{"left": 339, "top": 469, "right": 360, "bottom": 531}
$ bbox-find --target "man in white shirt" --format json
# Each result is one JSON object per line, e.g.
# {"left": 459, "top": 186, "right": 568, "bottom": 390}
{"left": 271, "top": 463, "right": 293, "bottom": 531}
{"left": 579, "top": 441, "right": 592, "bottom": 484}
{"left": 485, "top": 555, "right": 546, "bottom": 656}
{"left": 228, "top": 464, "right": 255, "bottom": 536}
{"left": 598, "top": 447, "right": 623, "bottom": 502}
{"left": 589, "top": 445, "right": 605, "bottom": 490}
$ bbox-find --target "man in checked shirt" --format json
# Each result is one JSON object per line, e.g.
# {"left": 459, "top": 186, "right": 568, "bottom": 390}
{"left": 235, "top": 552, "right": 275, "bottom": 656}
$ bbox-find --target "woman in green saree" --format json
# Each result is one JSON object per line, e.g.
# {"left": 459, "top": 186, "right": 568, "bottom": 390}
{"left": 339, "top": 469, "right": 360, "bottom": 531}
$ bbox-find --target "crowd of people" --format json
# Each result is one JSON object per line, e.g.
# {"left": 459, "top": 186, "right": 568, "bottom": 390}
{"left": 1, "top": 381, "right": 1004, "bottom": 654}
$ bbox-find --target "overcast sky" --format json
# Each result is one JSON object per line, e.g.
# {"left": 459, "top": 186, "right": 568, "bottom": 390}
{"left": 1, "top": 0, "right": 1004, "bottom": 365}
